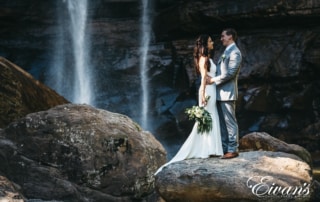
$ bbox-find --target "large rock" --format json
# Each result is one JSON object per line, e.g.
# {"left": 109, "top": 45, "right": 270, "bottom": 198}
{"left": 0, "top": 175, "right": 25, "bottom": 202}
{"left": 0, "top": 57, "right": 69, "bottom": 128}
{"left": 155, "top": 151, "right": 314, "bottom": 201}
{"left": 0, "top": 104, "right": 166, "bottom": 201}
{"left": 239, "top": 132, "right": 313, "bottom": 166}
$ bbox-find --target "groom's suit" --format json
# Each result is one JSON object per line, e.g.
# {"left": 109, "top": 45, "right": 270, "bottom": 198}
{"left": 212, "top": 43, "right": 242, "bottom": 153}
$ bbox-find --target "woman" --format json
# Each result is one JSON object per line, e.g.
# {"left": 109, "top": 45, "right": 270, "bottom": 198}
{"left": 155, "top": 34, "right": 223, "bottom": 175}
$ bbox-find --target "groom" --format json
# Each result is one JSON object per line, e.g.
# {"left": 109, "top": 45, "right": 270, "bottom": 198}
{"left": 207, "top": 28, "right": 242, "bottom": 159}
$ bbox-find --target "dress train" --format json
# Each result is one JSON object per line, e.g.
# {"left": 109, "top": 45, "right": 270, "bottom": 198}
{"left": 155, "top": 59, "right": 223, "bottom": 175}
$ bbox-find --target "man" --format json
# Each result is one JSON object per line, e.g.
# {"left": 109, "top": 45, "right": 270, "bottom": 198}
{"left": 207, "top": 28, "right": 242, "bottom": 159}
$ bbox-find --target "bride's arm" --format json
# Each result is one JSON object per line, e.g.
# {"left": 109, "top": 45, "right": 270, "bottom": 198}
{"left": 199, "top": 57, "right": 207, "bottom": 106}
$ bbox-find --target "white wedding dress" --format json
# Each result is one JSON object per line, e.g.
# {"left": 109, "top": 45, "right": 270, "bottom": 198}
{"left": 155, "top": 59, "right": 223, "bottom": 175}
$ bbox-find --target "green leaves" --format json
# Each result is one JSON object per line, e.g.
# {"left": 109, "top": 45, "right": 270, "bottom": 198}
{"left": 185, "top": 105, "right": 212, "bottom": 134}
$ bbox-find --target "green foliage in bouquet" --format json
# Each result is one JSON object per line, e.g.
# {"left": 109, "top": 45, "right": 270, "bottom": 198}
{"left": 185, "top": 96, "right": 212, "bottom": 134}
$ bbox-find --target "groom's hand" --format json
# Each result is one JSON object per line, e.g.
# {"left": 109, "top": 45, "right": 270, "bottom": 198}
{"left": 206, "top": 76, "right": 214, "bottom": 84}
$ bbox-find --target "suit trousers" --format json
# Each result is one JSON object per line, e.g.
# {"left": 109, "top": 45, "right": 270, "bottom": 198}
{"left": 217, "top": 100, "right": 239, "bottom": 153}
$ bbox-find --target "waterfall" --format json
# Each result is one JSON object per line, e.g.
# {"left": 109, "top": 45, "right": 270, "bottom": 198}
{"left": 66, "top": 0, "right": 91, "bottom": 104}
{"left": 140, "top": 0, "right": 151, "bottom": 129}
{"left": 49, "top": 0, "right": 92, "bottom": 105}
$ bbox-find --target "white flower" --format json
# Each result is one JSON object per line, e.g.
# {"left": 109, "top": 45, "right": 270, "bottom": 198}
{"left": 195, "top": 108, "right": 203, "bottom": 118}
{"left": 221, "top": 54, "right": 226, "bottom": 61}
{"left": 185, "top": 105, "right": 213, "bottom": 134}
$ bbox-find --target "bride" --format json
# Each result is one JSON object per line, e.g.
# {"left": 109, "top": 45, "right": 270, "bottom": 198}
{"left": 155, "top": 34, "right": 223, "bottom": 175}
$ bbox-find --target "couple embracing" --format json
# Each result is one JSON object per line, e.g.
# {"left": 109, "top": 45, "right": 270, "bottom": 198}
{"left": 155, "top": 28, "right": 242, "bottom": 175}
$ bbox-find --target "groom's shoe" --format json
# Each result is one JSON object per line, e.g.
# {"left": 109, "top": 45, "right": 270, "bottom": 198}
{"left": 221, "top": 152, "right": 239, "bottom": 159}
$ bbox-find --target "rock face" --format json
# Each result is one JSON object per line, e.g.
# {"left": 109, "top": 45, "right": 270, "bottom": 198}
{"left": 0, "top": 57, "right": 69, "bottom": 128}
{"left": 0, "top": 0, "right": 320, "bottom": 162}
{"left": 153, "top": 0, "right": 320, "bottom": 40}
{"left": 155, "top": 151, "right": 313, "bottom": 202}
{"left": 0, "top": 104, "right": 166, "bottom": 201}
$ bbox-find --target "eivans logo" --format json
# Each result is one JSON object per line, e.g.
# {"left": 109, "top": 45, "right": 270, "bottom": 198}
{"left": 246, "top": 176, "right": 310, "bottom": 198}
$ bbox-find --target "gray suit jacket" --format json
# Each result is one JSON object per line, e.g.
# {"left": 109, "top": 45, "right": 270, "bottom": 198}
{"left": 213, "top": 44, "right": 242, "bottom": 101}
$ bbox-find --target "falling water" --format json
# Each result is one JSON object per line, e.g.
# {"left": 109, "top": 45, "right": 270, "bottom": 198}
{"left": 66, "top": 0, "right": 91, "bottom": 104}
{"left": 49, "top": 0, "right": 92, "bottom": 105}
{"left": 139, "top": 0, "right": 151, "bottom": 129}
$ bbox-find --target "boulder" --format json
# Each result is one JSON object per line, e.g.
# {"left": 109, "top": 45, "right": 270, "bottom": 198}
{"left": 0, "top": 104, "right": 166, "bottom": 201}
{"left": 0, "top": 57, "right": 69, "bottom": 128}
{"left": 155, "top": 151, "right": 313, "bottom": 202}
{"left": 0, "top": 175, "right": 25, "bottom": 202}
{"left": 239, "top": 132, "right": 312, "bottom": 166}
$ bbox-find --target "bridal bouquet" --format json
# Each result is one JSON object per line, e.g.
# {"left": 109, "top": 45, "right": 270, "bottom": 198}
{"left": 185, "top": 96, "right": 212, "bottom": 134}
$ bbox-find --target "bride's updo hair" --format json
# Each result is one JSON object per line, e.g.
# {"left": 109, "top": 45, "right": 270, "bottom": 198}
{"left": 193, "top": 34, "right": 211, "bottom": 74}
